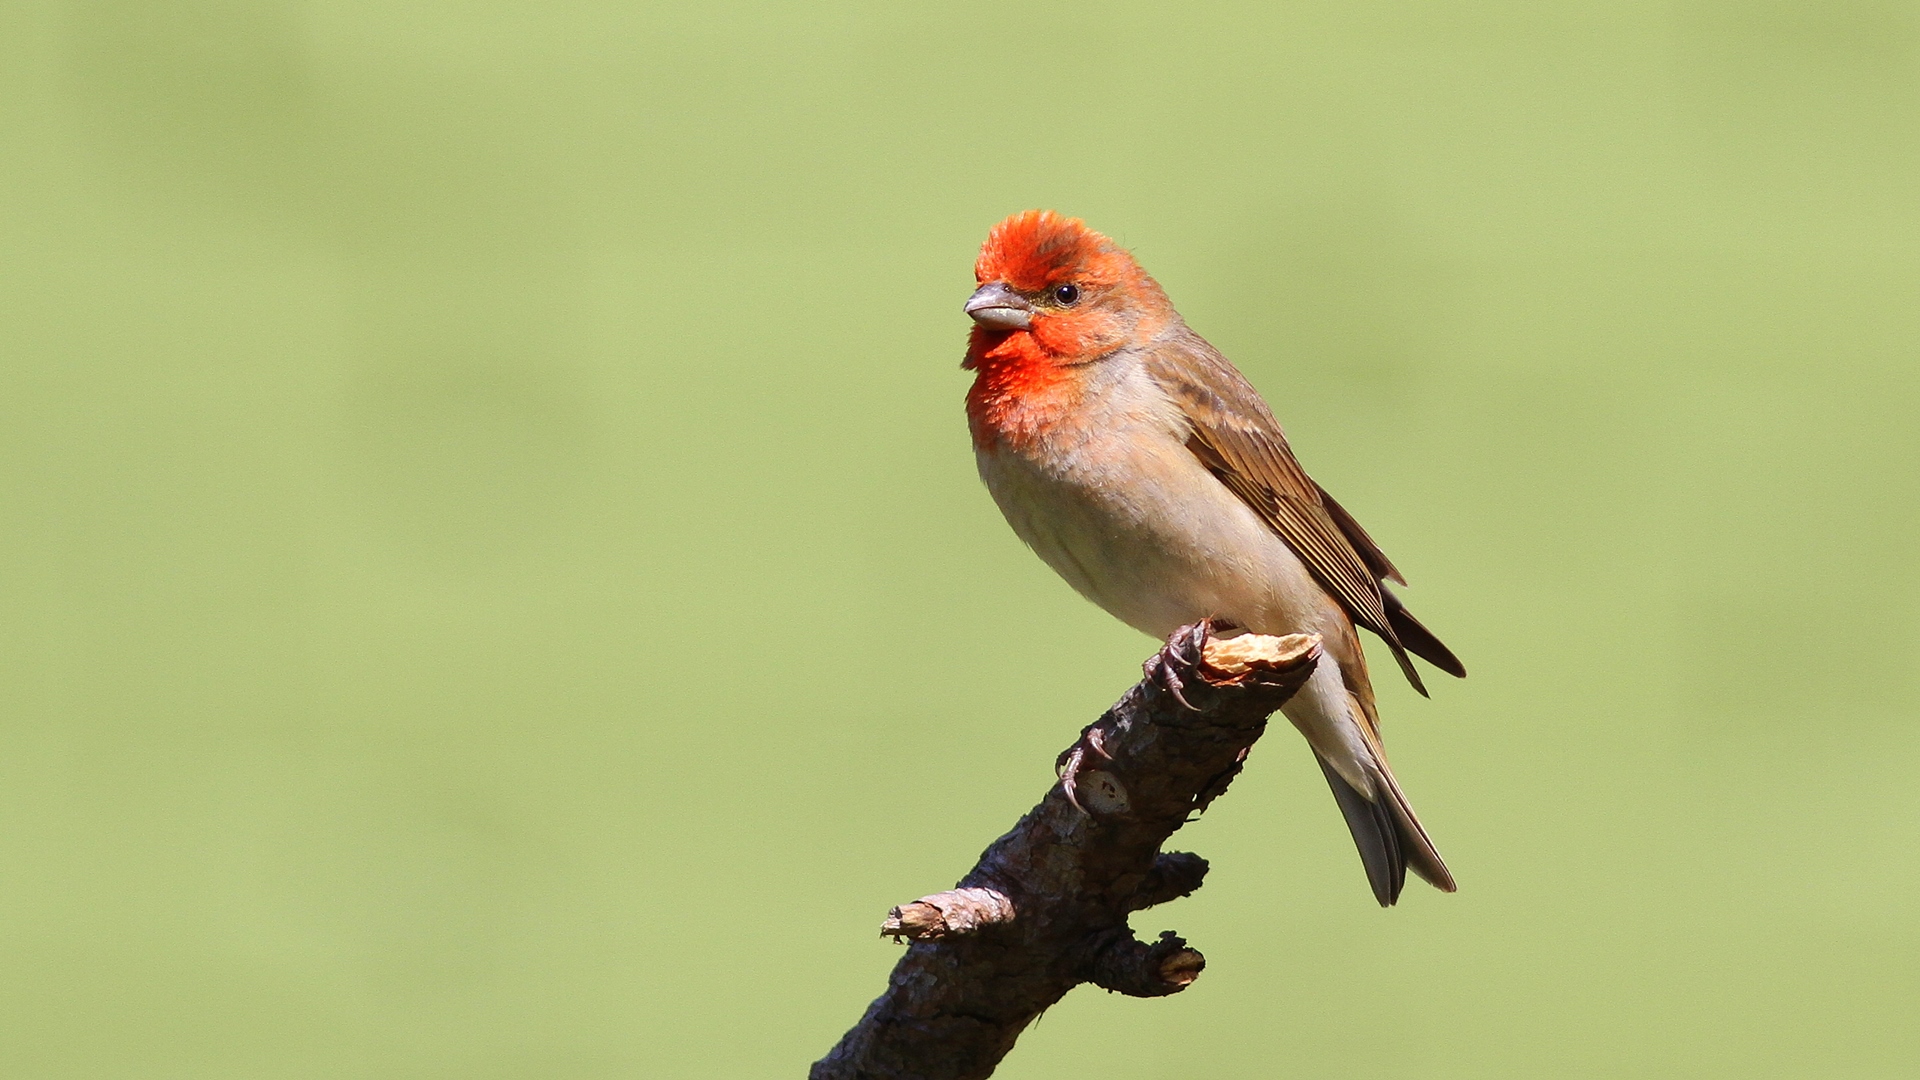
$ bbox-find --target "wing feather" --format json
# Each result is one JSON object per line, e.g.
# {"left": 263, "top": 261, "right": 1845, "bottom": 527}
{"left": 1143, "top": 329, "right": 1462, "bottom": 693}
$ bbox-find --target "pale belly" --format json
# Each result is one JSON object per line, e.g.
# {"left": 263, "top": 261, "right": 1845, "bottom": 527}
{"left": 975, "top": 437, "right": 1345, "bottom": 646}
{"left": 976, "top": 430, "right": 1382, "bottom": 789}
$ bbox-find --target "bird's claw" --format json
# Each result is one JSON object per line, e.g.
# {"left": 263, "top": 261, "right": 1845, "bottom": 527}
{"left": 1153, "top": 658, "right": 1198, "bottom": 711}
{"left": 1060, "top": 622, "right": 1216, "bottom": 814}
{"left": 1057, "top": 722, "right": 1116, "bottom": 815}
{"left": 1144, "top": 621, "right": 1211, "bottom": 712}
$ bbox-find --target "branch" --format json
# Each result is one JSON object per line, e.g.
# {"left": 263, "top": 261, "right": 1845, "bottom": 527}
{"left": 811, "top": 622, "right": 1321, "bottom": 1080}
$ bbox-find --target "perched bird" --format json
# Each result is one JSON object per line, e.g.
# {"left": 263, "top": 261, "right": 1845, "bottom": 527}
{"left": 962, "top": 210, "right": 1465, "bottom": 906}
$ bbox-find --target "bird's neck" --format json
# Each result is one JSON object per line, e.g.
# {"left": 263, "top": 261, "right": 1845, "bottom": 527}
{"left": 964, "top": 330, "right": 1085, "bottom": 451}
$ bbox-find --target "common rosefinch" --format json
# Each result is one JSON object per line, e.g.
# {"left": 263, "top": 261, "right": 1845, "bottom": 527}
{"left": 963, "top": 210, "right": 1465, "bottom": 906}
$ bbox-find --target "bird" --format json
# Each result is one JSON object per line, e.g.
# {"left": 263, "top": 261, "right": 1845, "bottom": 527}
{"left": 961, "top": 210, "right": 1465, "bottom": 906}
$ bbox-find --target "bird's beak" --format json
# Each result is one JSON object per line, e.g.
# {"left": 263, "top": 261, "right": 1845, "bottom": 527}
{"left": 965, "top": 282, "right": 1033, "bottom": 330}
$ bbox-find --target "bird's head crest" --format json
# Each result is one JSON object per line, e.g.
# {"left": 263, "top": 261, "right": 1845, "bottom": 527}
{"left": 974, "top": 210, "right": 1133, "bottom": 293}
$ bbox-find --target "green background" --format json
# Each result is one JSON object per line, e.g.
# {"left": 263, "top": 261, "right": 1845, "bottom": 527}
{"left": 4, "top": 2, "right": 1917, "bottom": 1076}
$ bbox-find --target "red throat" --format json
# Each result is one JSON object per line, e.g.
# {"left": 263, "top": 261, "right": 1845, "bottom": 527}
{"left": 963, "top": 210, "right": 1151, "bottom": 450}
{"left": 963, "top": 326, "right": 1081, "bottom": 449}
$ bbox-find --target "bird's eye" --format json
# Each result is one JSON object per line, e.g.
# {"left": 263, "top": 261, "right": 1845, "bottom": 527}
{"left": 1052, "top": 283, "right": 1081, "bottom": 306}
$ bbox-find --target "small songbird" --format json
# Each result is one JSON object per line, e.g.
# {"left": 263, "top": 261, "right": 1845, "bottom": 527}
{"left": 962, "top": 210, "right": 1466, "bottom": 906}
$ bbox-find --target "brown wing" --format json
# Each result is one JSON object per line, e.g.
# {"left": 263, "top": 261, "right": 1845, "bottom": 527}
{"left": 1144, "top": 329, "right": 1464, "bottom": 693}
{"left": 1323, "top": 483, "right": 1465, "bottom": 680}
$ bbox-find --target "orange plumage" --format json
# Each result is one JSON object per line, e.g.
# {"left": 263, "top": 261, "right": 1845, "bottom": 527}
{"left": 964, "top": 212, "right": 1171, "bottom": 450}
{"left": 960, "top": 210, "right": 1466, "bottom": 906}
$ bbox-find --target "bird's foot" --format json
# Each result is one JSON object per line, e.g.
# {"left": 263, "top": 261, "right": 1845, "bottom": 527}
{"left": 1055, "top": 720, "right": 1117, "bottom": 815}
{"left": 1142, "top": 620, "right": 1213, "bottom": 712}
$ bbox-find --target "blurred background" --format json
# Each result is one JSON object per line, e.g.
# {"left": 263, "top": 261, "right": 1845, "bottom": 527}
{"left": 3, "top": 1, "right": 1917, "bottom": 1076}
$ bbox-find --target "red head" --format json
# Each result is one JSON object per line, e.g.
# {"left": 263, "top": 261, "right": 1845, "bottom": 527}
{"left": 963, "top": 211, "right": 1171, "bottom": 366}
{"left": 962, "top": 211, "right": 1174, "bottom": 446}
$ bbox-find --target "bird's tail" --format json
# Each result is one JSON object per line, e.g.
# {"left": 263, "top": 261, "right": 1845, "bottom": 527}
{"left": 1315, "top": 751, "right": 1456, "bottom": 907}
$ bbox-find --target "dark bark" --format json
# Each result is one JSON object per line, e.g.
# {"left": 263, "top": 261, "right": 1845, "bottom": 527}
{"left": 811, "top": 622, "right": 1321, "bottom": 1080}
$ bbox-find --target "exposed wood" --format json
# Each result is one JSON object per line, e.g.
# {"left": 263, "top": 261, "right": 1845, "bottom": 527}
{"left": 810, "top": 623, "right": 1320, "bottom": 1080}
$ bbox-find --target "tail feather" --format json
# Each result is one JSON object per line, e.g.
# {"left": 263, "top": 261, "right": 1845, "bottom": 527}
{"left": 1374, "top": 758, "right": 1457, "bottom": 893}
{"left": 1316, "top": 754, "right": 1405, "bottom": 906}
{"left": 1316, "top": 752, "right": 1456, "bottom": 905}
{"left": 1308, "top": 644, "right": 1457, "bottom": 905}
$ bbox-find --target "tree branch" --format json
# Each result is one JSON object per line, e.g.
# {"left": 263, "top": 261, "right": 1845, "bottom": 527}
{"left": 811, "top": 622, "right": 1321, "bottom": 1080}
